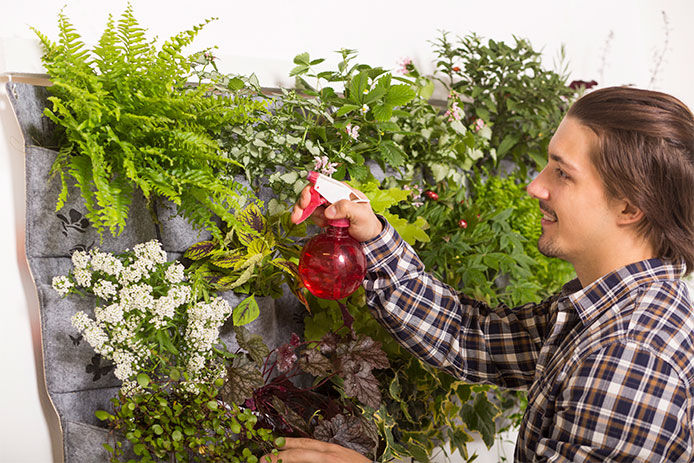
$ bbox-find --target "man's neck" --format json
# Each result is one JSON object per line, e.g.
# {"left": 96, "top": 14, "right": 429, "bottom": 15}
{"left": 573, "top": 242, "right": 656, "bottom": 287}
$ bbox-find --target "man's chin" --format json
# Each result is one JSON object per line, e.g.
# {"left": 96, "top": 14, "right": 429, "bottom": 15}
{"left": 537, "top": 236, "right": 562, "bottom": 259}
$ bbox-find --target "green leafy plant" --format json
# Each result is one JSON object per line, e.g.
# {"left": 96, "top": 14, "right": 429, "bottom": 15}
{"left": 41, "top": 7, "right": 580, "bottom": 460}
{"left": 52, "top": 240, "right": 281, "bottom": 461}
{"left": 431, "top": 32, "right": 578, "bottom": 170}
{"left": 33, "top": 5, "right": 266, "bottom": 240}
{"left": 183, "top": 204, "right": 308, "bottom": 315}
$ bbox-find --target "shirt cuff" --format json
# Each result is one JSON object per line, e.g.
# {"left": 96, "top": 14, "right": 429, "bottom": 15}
{"left": 361, "top": 215, "right": 404, "bottom": 271}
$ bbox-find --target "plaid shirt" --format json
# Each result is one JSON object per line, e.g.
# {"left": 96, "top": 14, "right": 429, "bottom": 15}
{"left": 362, "top": 219, "right": 694, "bottom": 462}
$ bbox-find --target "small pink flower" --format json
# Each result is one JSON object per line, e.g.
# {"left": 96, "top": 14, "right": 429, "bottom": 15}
{"left": 473, "top": 118, "right": 485, "bottom": 132}
{"left": 397, "top": 57, "right": 413, "bottom": 75}
{"left": 313, "top": 155, "right": 338, "bottom": 176}
{"left": 445, "top": 102, "right": 463, "bottom": 122}
{"left": 203, "top": 51, "right": 216, "bottom": 63}
{"left": 345, "top": 123, "right": 360, "bottom": 141}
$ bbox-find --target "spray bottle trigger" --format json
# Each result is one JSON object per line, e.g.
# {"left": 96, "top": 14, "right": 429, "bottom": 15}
{"left": 297, "top": 187, "right": 328, "bottom": 224}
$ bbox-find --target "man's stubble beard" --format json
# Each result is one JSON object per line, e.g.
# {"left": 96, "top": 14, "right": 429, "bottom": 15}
{"left": 537, "top": 230, "right": 564, "bottom": 259}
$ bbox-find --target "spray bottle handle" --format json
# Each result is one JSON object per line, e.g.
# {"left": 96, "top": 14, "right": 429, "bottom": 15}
{"left": 297, "top": 186, "right": 328, "bottom": 224}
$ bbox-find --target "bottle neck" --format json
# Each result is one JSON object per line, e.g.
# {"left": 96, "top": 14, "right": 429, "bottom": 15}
{"left": 325, "top": 224, "right": 350, "bottom": 237}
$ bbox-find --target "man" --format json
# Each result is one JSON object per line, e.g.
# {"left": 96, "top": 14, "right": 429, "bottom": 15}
{"left": 270, "top": 87, "right": 694, "bottom": 462}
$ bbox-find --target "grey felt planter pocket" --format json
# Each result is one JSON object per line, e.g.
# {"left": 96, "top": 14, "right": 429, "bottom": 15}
{"left": 9, "top": 81, "right": 304, "bottom": 462}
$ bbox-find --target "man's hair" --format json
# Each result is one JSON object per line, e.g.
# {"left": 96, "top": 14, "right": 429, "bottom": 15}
{"left": 567, "top": 86, "right": 694, "bottom": 274}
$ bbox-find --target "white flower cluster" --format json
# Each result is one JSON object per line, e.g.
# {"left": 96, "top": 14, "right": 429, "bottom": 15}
{"left": 71, "top": 311, "right": 112, "bottom": 356}
{"left": 71, "top": 250, "right": 90, "bottom": 269}
{"left": 94, "top": 303, "right": 124, "bottom": 325}
{"left": 52, "top": 276, "right": 73, "bottom": 296}
{"left": 185, "top": 298, "right": 232, "bottom": 362}
{"left": 90, "top": 250, "right": 124, "bottom": 276}
{"left": 74, "top": 268, "right": 92, "bottom": 287}
{"left": 165, "top": 262, "right": 186, "bottom": 284}
{"left": 112, "top": 350, "right": 138, "bottom": 381}
{"left": 119, "top": 283, "right": 154, "bottom": 313}
{"left": 54, "top": 240, "right": 231, "bottom": 395}
{"left": 93, "top": 279, "right": 118, "bottom": 300}
{"left": 133, "top": 240, "right": 167, "bottom": 266}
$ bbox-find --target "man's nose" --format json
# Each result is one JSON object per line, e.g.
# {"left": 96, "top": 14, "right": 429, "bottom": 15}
{"left": 526, "top": 171, "right": 548, "bottom": 200}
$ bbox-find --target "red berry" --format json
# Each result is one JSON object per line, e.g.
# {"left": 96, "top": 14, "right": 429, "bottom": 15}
{"left": 452, "top": 66, "right": 461, "bottom": 72}
{"left": 424, "top": 191, "right": 439, "bottom": 200}
{"left": 458, "top": 219, "right": 468, "bottom": 229}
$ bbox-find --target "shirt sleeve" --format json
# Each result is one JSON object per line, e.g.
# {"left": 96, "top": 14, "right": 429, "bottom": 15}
{"left": 361, "top": 217, "right": 558, "bottom": 389}
{"left": 535, "top": 340, "right": 691, "bottom": 462}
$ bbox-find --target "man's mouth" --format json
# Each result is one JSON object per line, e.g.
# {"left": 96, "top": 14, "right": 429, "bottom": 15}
{"left": 539, "top": 201, "right": 557, "bottom": 223}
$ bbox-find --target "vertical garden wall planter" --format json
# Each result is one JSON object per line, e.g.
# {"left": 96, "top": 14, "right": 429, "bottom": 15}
{"left": 7, "top": 81, "right": 304, "bottom": 462}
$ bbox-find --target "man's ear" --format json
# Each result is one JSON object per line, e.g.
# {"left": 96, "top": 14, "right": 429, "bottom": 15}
{"left": 616, "top": 200, "right": 644, "bottom": 226}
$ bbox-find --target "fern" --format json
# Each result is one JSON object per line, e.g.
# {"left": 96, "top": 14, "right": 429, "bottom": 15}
{"left": 35, "top": 4, "right": 267, "bottom": 240}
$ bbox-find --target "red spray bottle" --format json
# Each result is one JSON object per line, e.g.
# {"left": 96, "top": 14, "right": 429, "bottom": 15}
{"left": 295, "top": 171, "right": 368, "bottom": 300}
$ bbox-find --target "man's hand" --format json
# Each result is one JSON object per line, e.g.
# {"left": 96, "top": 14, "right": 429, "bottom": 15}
{"left": 290, "top": 184, "right": 383, "bottom": 242}
{"left": 262, "top": 437, "right": 371, "bottom": 463}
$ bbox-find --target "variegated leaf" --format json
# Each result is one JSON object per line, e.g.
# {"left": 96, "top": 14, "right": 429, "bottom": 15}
{"left": 211, "top": 252, "right": 244, "bottom": 269}
{"left": 270, "top": 258, "right": 299, "bottom": 278}
{"left": 183, "top": 240, "right": 217, "bottom": 260}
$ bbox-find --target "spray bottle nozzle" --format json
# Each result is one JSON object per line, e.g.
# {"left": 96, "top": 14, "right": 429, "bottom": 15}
{"left": 296, "top": 171, "right": 361, "bottom": 225}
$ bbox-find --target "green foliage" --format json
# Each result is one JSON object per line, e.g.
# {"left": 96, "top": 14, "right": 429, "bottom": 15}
{"left": 43, "top": 8, "right": 580, "bottom": 461}
{"left": 34, "top": 5, "right": 266, "bottom": 241}
{"left": 184, "top": 204, "right": 308, "bottom": 308}
{"left": 206, "top": 48, "right": 483, "bottom": 212}
{"left": 470, "top": 172, "right": 575, "bottom": 297}
{"left": 99, "top": 378, "right": 277, "bottom": 463}
{"left": 431, "top": 32, "right": 578, "bottom": 171}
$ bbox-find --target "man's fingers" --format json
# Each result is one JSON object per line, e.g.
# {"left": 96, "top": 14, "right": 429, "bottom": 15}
{"left": 281, "top": 438, "right": 335, "bottom": 451}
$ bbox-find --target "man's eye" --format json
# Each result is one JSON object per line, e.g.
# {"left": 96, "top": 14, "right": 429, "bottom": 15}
{"left": 555, "top": 168, "right": 569, "bottom": 179}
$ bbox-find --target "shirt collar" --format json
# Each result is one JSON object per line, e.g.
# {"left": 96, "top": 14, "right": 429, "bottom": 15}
{"left": 561, "top": 258, "right": 685, "bottom": 326}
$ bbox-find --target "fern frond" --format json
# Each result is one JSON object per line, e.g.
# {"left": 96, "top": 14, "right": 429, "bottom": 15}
{"left": 57, "top": 10, "right": 90, "bottom": 64}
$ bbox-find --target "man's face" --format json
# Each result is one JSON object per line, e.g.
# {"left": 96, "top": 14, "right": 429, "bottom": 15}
{"left": 527, "top": 116, "right": 621, "bottom": 268}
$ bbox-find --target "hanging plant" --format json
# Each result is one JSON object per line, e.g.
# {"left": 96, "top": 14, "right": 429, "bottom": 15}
{"left": 33, "top": 4, "right": 266, "bottom": 241}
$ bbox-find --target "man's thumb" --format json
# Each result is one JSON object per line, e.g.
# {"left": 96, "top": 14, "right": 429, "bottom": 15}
{"left": 325, "top": 200, "right": 349, "bottom": 220}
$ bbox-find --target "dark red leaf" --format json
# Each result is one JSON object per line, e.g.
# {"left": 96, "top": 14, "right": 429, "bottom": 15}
{"left": 314, "top": 414, "right": 378, "bottom": 458}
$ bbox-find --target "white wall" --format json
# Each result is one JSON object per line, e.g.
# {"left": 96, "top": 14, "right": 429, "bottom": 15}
{"left": 1, "top": 1, "right": 693, "bottom": 462}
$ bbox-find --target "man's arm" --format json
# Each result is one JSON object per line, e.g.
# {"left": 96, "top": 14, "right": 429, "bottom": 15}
{"left": 363, "top": 217, "right": 558, "bottom": 389}
{"left": 535, "top": 341, "right": 691, "bottom": 462}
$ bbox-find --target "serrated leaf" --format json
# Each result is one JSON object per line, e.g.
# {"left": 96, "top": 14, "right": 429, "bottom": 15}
{"left": 211, "top": 252, "right": 244, "bottom": 269}
{"left": 378, "top": 141, "right": 405, "bottom": 167}
{"left": 234, "top": 325, "right": 270, "bottom": 366}
{"left": 270, "top": 258, "right": 299, "bottom": 278}
{"left": 372, "top": 104, "right": 393, "bottom": 122}
{"left": 233, "top": 294, "right": 260, "bottom": 326}
{"left": 293, "top": 52, "right": 310, "bottom": 65}
{"left": 459, "top": 392, "right": 500, "bottom": 448}
{"left": 298, "top": 348, "right": 333, "bottom": 377}
{"left": 338, "top": 335, "right": 390, "bottom": 371}
{"left": 382, "top": 212, "right": 430, "bottom": 245}
{"left": 335, "top": 104, "right": 359, "bottom": 117}
{"left": 314, "top": 414, "right": 378, "bottom": 458}
{"left": 184, "top": 240, "right": 216, "bottom": 260}
{"left": 349, "top": 70, "right": 370, "bottom": 103}
{"left": 222, "top": 355, "right": 264, "bottom": 404}
{"left": 236, "top": 203, "right": 265, "bottom": 244}
{"left": 341, "top": 362, "right": 382, "bottom": 409}
{"left": 385, "top": 84, "right": 416, "bottom": 106}
{"left": 365, "top": 187, "right": 410, "bottom": 213}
